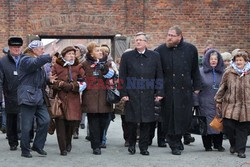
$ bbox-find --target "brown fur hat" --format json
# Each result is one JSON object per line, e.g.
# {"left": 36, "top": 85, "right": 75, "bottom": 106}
{"left": 61, "top": 46, "right": 76, "bottom": 57}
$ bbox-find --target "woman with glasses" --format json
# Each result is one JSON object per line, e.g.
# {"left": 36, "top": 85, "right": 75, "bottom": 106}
{"left": 215, "top": 50, "right": 250, "bottom": 158}
{"left": 198, "top": 49, "right": 225, "bottom": 152}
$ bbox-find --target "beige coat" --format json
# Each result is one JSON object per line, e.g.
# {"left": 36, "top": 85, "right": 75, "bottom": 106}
{"left": 214, "top": 67, "right": 250, "bottom": 122}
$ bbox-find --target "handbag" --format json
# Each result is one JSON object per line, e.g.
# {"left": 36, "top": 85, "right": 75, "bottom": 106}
{"left": 49, "top": 94, "right": 63, "bottom": 118}
{"left": 188, "top": 107, "right": 207, "bottom": 135}
{"left": 210, "top": 115, "right": 223, "bottom": 132}
{"left": 107, "top": 88, "right": 120, "bottom": 104}
{"left": 106, "top": 75, "right": 121, "bottom": 104}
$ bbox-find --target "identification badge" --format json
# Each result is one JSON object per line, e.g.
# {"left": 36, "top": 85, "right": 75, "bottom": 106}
{"left": 13, "top": 71, "right": 18, "bottom": 76}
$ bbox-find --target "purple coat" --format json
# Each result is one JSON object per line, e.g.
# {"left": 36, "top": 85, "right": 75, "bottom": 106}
{"left": 199, "top": 49, "right": 224, "bottom": 134}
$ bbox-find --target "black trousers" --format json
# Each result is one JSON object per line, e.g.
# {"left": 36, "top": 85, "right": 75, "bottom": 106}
{"left": 127, "top": 122, "right": 151, "bottom": 151}
{"left": 167, "top": 134, "right": 182, "bottom": 150}
{"left": 87, "top": 113, "right": 110, "bottom": 149}
{"left": 149, "top": 121, "right": 166, "bottom": 144}
{"left": 121, "top": 115, "right": 129, "bottom": 142}
{"left": 201, "top": 133, "right": 223, "bottom": 149}
{"left": 55, "top": 118, "right": 78, "bottom": 152}
{"left": 223, "top": 118, "right": 250, "bottom": 153}
{"left": 6, "top": 113, "right": 19, "bottom": 147}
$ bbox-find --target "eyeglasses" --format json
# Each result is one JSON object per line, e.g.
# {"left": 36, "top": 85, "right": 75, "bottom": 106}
{"left": 167, "top": 34, "right": 179, "bottom": 37}
{"left": 135, "top": 39, "right": 146, "bottom": 42}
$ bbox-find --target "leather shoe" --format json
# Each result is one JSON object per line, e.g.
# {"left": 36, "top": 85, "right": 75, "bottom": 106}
{"left": 31, "top": 147, "right": 47, "bottom": 155}
{"left": 124, "top": 141, "right": 129, "bottom": 147}
{"left": 60, "top": 150, "right": 67, "bottom": 156}
{"left": 238, "top": 152, "right": 246, "bottom": 158}
{"left": 21, "top": 153, "right": 32, "bottom": 158}
{"left": 128, "top": 146, "right": 136, "bottom": 155}
{"left": 230, "top": 147, "right": 235, "bottom": 154}
{"left": 205, "top": 148, "right": 212, "bottom": 151}
{"left": 93, "top": 148, "right": 101, "bottom": 155}
{"left": 172, "top": 149, "right": 181, "bottom": 155}
{"left": 158, "top": 142, "right": 167, "bottom": 148}
{"left": 10, "top": 145, "right": 17, "bottom": 151}
{"left": 140, "top": 150, "right": 149, "bottom": 156}
{"left": 214, "top": 146, "right": 225, "bottom": 152}
{"left": 66, "top": 144, "right": 72, "bottom": 152}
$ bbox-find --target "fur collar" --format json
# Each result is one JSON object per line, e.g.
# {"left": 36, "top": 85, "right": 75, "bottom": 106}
{"left": 56, "top": 57, "right": 79, "bottom": 67}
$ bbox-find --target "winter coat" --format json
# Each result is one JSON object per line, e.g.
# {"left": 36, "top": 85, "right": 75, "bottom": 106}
{"left": 214, "top": 66, "right": 250, "bottom": 122}
{"left": 17, "top": 49, "right": 52, "bottom": 106}
{"left": 119, "top": 48, "right": 164, "bottom": 123}
{"left": 0, "top": 53, "right": 22, "bottom": 113}
{"left": 81, "top": 53, "right": 113, "bottom": 114}
{"left": 51, "top": 58, "right": 85, "bottom": 121}
{"left": 155, "top": 39, "right": 201, "bottom": 135}
{"left": 199, "top": 49, "right": 225, "bottom": 134}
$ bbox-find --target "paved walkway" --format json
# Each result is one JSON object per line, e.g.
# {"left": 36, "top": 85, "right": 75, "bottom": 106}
{"left": 0, "top": 116, "right": 249, "bottom": 167}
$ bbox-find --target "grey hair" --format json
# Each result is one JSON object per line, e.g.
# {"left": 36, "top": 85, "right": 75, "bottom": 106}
{"left": 135, "top": 32, "right": 148, "bottom": 41}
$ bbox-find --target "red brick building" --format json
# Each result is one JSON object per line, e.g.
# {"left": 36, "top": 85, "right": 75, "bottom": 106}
{"left": 0, "top": 0, "right": 249, "bottom": 56}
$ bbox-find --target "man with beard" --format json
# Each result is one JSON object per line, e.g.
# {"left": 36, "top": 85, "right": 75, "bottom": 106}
{"left": 155, "top": 26, "right": 201, "bottom": 155}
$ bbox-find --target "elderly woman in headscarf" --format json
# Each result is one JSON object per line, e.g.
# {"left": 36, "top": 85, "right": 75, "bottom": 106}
{"left": 198, "top": 49, "right": 225, "bottom": 152}
{"left": 221, "top": 52, "right": 233, "bottom": 68}
{"left": 51, "top": 46, "right": 86, "bottom": 156}
{"left": 215, "top": 50, "right": 250, "bottom": 158}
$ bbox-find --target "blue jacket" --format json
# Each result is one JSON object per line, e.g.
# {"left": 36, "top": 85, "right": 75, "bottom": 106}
{"left": 17, "top": 54, "right": 52, "bottom": 106}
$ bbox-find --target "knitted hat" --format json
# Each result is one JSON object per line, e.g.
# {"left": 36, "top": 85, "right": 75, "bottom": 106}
{"left": 8, "top": 37, "right": 23, "bottom": 46}
{"left": 28, "top": 40, "right": 43, "bottom": 49}
{"left": 221, "top": 52, "right": 233, "bottom": 61}
{"left": 61, "top": 46, "right": 76, "bottom": 57}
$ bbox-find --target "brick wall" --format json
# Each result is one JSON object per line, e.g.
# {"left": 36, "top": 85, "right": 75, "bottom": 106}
{"left": 0, "top": 0, "right": 249, "bottom": 55}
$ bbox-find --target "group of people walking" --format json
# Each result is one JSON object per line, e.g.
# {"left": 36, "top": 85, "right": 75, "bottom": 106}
{"left": 0, "top": 25, "right": 249, "bottom": 159}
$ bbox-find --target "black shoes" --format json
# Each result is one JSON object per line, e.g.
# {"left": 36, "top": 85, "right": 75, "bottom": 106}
{"left": 73, "top": 132, "right": 79, "bottom": 139}
{"left": 10, "top": 145, "right": 17, "bottom": 151}
{"left": 158, "top": 142, "right": 167, "bottom": 148}
{"left": 172, "top": 149, "right": 181, "bottom": 155}
{"left": 80, "top": 124, "right": 85, "bottom": 129}
{"left": 21, "top": 153, "right": 32, "bottom": 158}
{"left": 124, "top": 141, "right": 129, "bottom": 147}
{"left": 93, "top": 148, "right": 101, "bottom": 155}
{"left": 214, "top": 146, "right": 225, "bottom": 152}
{"left": 183, "top": 136, "right": 195, "bottom": 145}
{"left": 66, "top": 144, "right": 72, "bottom": 152}
{"left": 205, "top": 148, "right": 212, "bottom": 151}
{"left": 31, "top": 147, "right": 47, "bottom": 155}
{"left": 140, "top": 150, "right": 149, "bottom": 156}
{"left": 60, "top": 150, "right": 67, "bottom": 156}
{"left": 85, "top": 136, "right": 91, "bottom": 141}
{"left": 229, "top": 147, "right": 235, "bottom": 154}
{"left": 238, "top": 152, "right": 246, "bottom": 158}
{"left": 128, "top": 146, "right": 136, "bottom": 155}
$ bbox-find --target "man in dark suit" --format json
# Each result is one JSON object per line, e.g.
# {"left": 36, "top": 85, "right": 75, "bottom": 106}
{"left": 119, "top": 32, "right": 164, "bottom": 156}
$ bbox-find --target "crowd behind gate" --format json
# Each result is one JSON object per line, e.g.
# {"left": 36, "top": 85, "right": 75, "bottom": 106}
{"left": 0, "top": 25, "right": 249, "bottom": 159}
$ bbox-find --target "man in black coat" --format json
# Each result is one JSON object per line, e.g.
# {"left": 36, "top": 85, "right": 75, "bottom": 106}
{"left": 0, "top": 37, "right": 23, "bottom": 151}
{"left": 155, "top": 26, "right": 201, "bottom": 155}
{"left": 119, "top": 32, "right": 164, "bottom": 156}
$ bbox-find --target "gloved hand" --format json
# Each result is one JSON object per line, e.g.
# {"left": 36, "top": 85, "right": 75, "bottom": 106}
{"left": 59, "top": 81, "right": 73, "bottom": 92}
{"left": 96, "top": 63, "right": 109, "bottom": 74}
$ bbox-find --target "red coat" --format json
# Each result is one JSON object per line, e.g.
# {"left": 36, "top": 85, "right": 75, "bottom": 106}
{"left": 52, "top": 58, "right": 85, "bottom": 121}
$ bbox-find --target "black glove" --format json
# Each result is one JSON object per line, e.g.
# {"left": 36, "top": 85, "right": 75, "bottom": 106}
{"left": 96, "top": 63, "right": 105, "bottom": 71}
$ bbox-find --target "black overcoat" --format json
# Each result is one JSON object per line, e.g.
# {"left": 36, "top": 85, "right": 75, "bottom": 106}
{"left": 155, "top": 40, "right": 201, "bottom": 135}
{"left": 0, "top": 53, "right": 21, "bottom": 113}
{"left": 119, "top": 49, "right": 164, "bottom": 123}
